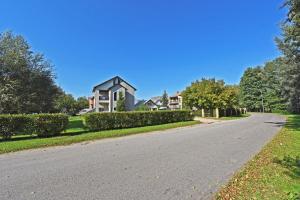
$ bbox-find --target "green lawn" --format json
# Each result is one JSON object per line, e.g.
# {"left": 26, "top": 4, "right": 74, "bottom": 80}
{"left": 0, "top": 116, "right": 199, "bottom": 154}
{"left": 219, "top": 113, "right": 250, "bottom": 120}
{"left": 216, "top": 114, "right": 300, "bottom": 200}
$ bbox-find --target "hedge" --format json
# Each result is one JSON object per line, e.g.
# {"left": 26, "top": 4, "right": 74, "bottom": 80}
{"left": 0, "top": 114, "right": 69, "bottom": 139}
{"left": 83, "top": 110, "right": 194, "bottom": 131}
{"left": 33, "top": 114, "right": 69, "bottom": 137}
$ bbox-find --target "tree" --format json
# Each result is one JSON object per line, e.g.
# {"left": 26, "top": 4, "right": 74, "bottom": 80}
{"left": 76, "top": 96, "right": 89, "bottom": 111}
{"left": 54, "top": 93, "right": 77, "bottom": 115}
{"left": 116, "top": 91, "right": 126, "bottom": 111}
{"left": 220, "top": 85, "right": 240, "bottom": 109}
{"left": 135, "top": 103, "right": 150, "bottom": 111}
{"left": 0, "top": 31, "right": 61, "bottom": 114}
{"left": 162, "top": 90, "right": 169, "bottom": 107}
{"left": 275, "top": 0, "right": 300, "bottom": 113}
{"left": 263, "top": 58, "right": 287, "bottom": 112}
{"left": 182, "top": 78, "right": 226, "bottom": 110}
{"left": 239, "top": 67, "right": 266, "bottom": 112}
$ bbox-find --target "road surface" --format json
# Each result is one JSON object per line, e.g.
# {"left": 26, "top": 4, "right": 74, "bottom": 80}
{"left": 0, "top": 113, "right": 285, "bottom": 200}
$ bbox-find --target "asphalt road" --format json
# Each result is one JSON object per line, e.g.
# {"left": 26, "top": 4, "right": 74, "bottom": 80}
{"left": 0, "top": 113, "right": 285, "bottom": 200}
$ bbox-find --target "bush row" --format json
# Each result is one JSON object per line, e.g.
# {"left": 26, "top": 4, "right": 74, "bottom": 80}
{"left": 0, "top": 114, "right": 69, "bottom": 139}
{"left": 83, "top": 110, "right": 194, "bottom": 131}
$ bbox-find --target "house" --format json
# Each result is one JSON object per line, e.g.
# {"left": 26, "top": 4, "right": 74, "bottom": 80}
{"left": 134, "top": 99, "right": 159, "bottom": 111}
{"left": 150, "top": 96, "right": 163, "bottom": 107}
{"left": 89, "top": 76, "right": 136, "bottom": 112}
{"left": 168, "top": 91, "right": 183, "bottom": 110}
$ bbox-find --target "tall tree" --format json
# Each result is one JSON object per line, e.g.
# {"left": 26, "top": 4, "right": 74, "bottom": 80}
{"left": 54, "top": 93, "right": 77, "bottom": 115}
{"left": 276, "top": 0, "right": 300, "bottom": 113}
{"left": 116, "top": 91, "right": 126, "bottom": 111}
{"left": 161, "top": 90, "right": 169, "bottom": 107}
{"left": 240, "top": 67, "right": 265, "bottom": 112}
{"left": 76, "top": 96, "right": 89, "bottom": 111}
{"left": 263, "top": 58, "right": 287, "bottom": 112}
{"left": 0, "top": 31, "right": 61, "bottom": 114}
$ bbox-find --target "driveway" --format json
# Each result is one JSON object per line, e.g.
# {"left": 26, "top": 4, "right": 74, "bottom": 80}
{"left": 0, "top": 113, "right": 285, "bottom": 200}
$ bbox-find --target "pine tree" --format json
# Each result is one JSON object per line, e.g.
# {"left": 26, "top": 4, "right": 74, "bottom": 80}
{"left": 276, "top": 0, "right": 300, "bottom": 113}
{"left": 116, "top": 91, "right": 126, "bottom": 111}
{"left": 162, "top": 90, "right": 169, "bottom": 108}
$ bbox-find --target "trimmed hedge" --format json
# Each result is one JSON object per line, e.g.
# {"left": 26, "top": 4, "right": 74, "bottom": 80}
{"left": 83, "top": 110, "right": 194, "bottom": 131}
{"left": 0, "top": 114, "right": 69, "bottom": 139}
{"left": 33, "top": 114, "right": 69, "bottom": 137}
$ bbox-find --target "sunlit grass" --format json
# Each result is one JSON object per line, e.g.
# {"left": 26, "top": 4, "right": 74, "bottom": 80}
{"left": 216, "top": 114, "right": 300, "bottom": 200}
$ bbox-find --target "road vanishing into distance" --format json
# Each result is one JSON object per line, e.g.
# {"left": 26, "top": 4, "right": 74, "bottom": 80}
{"left": 0, "top": 113, "right": 285, "bottom": 200}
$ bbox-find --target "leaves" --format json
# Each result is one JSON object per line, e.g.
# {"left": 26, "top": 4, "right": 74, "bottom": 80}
{"left": 0, "top": 31, "right": 61, "bottom": 114}
{"left": 182, "top": 78, "right": 238, "bottom": 110}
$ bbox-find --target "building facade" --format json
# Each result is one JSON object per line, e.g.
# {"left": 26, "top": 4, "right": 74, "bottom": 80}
{"left": 89, "top": 76, "right": 136, "bottom": 112}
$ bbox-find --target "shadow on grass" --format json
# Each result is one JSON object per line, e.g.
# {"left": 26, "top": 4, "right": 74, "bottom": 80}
{"left": 264, "top": 121, "right": 286, "bottom": 127}
{"left": 66, "top": 118, "right": 85, "bottom": 130}
{"left": 273, "top": 115, "right": 300, "bottom": 181}
{"left": 273, "top": 155, "right": 300, "bottom": 180}
{"left": 285, "top": 115, "right": 300, "bottom": 132}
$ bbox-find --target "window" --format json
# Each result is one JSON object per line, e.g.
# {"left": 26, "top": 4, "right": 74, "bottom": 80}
{"left": 113, "top": 92, "right": 117, "bottom": 101}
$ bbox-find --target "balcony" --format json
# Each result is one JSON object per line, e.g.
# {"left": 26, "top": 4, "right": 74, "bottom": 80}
{"left": 169, "top": 100, "right": 179, "bottom": 105}
{"left": 99, "top": 91, "right": 109, "bottom": 102}
{"left": 99, "top": 96, "right": 109, "bottom": 101}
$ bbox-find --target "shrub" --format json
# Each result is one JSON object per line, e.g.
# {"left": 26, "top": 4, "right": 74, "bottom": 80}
{"left": 83, "top": 110, "right": 193, "bottom": 131}
{"left": 0, "top": 114, "right": 69, "bottom": 139}
{"left": 33, "top": 114, "right": 69, "bottom": 137}
{"left": 0, "top": 115, "right": 34, "bottom": 139}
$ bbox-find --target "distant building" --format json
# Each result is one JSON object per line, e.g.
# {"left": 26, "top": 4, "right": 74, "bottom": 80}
{"left": 134, "top": 99, "right": 159, "bottom": 111}
{"left": 168, "top": 91, "right": 183, "bottom": 110}
{"left": 89, "top": 76, "right": 136, "bottom": 112}
{"left": 150, "top": 96, "right": 163, "bottom": 107}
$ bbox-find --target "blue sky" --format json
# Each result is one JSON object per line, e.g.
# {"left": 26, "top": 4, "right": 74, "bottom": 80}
{"left": 1, "top": 0, "right": 286, "bottom": 99}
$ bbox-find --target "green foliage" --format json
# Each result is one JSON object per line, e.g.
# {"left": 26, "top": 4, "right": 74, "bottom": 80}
{"left": 116, "top": 91, "right": 126, "bottom": 111}
{"left": 0, "top": 114, "right": 68, "bottom": 139}
{"left": 182, "top": 78, "right": 239, "bottom": 110}
{"left": 240, "top": 59, "right": 287, "bottom": 112}
{"left": 275, "top": 0, "right": 300, "bottom": 113}
{"left": 76, "top": 96, "right": 89, "bottom": 111}
{"left": 240, "top": 67, "right": 265, "bottom": 111}
{"left": 83, "top": 110, "right": 193, "bottom": 131}
{"left": 54, "top": 93, "right": 88, "bottom": 115}
{"left": 0, "top": 115, "right": 33, "bottom": 139}
{"left": 0, "top": 121, "right": 199, "bottom": 154}
{"left": 134, "top": 103, "right": 150, "bottom": 111}
{"left": 54, "top": 93, "right": 77, "bottom": 115}
{"left": 162, "top": 90, "right": 169, "bottom": 107}
{"left": 33, "top": 114, "right": 69, "bottom": 137}
{"left": 0, "top": 31, "right": 61, "bottom": 114}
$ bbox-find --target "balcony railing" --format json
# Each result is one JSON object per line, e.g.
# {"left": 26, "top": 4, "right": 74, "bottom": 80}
{"left": 99, "top": 96, "right": 109, "bottom": 101}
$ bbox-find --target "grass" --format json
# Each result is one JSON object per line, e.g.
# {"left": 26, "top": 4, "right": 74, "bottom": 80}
{"left": 216, "top": 114, "right": 300, "bottom": 200}
{"left": 0, "top": 116, "right": 199, "bottom": 154}
{"left": 220, "top": 114, "right": 250, "bottom": 120}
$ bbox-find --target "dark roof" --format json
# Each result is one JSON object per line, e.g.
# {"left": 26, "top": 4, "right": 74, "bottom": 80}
{"left": 134, "top": 100, "right": 146, "bottom": 108}
{"left": 144, "top": 99, "right": 157, "bottom": 106}
{"left": 92, "top": 76, "right": 137, "bottom": 92}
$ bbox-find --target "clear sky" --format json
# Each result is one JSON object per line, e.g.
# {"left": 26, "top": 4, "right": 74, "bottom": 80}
{"left": 1, "top": 0, "right": 286, "bottom": 99}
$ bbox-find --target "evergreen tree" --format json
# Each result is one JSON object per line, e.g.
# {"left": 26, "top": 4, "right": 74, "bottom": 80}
{"left": 162, "top": 90, "right": 169, "bottom": 107}
{"left": 276, "top": 0, "right": 300, "bottom": 113}
{"left": 116, "top": 91, "right": 126, "bottom": 111}
{"left": 239, "top": 67, "right": 265, "bottom": 112}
